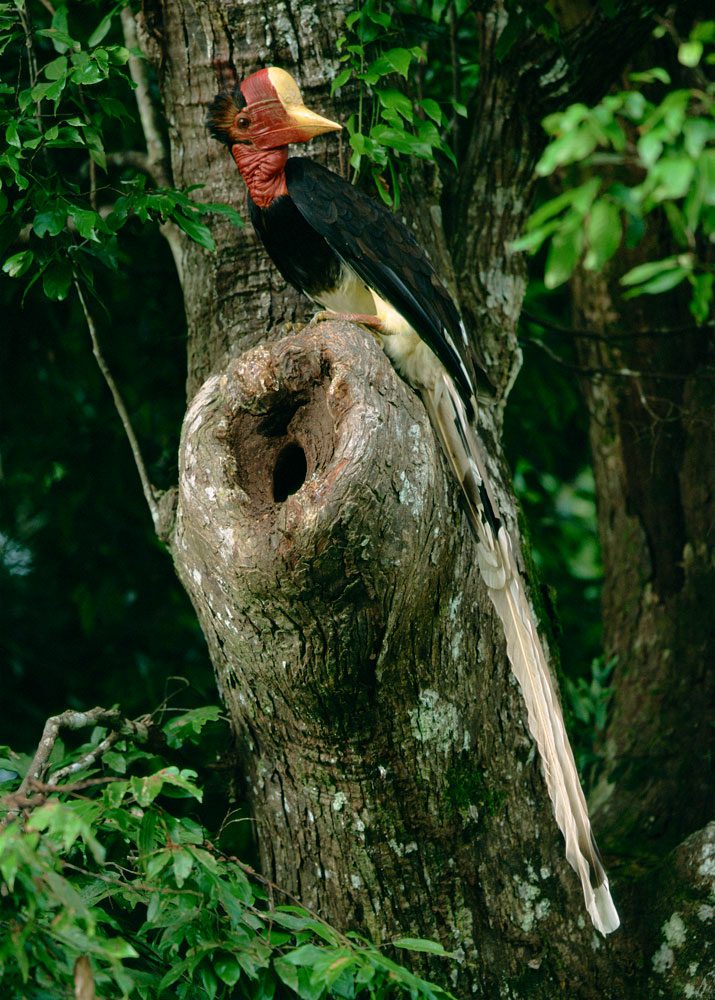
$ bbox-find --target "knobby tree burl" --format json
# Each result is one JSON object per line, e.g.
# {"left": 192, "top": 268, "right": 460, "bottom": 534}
{"left": 130, "top": 1, "right": 713, "bottom": 997}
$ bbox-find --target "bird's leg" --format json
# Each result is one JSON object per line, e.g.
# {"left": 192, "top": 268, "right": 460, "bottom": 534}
{"left": 311, "top": 310, "right": 388, "bottom": 343}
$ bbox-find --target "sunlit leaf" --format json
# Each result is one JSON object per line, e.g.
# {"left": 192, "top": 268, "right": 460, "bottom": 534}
{"left": 544, "top": 224, "right": 584, "bottom": 289}
{"left": 2, "top": 250, "right": 33, "bottom": 278}
{"left": 173, "top": 212, "right": 216, "bottom": 251}
{"left": 392, "top": 936, "right": 452, "bottom": 956}
{"left": 584, "top": 200, "right": 622, "bottom": 270}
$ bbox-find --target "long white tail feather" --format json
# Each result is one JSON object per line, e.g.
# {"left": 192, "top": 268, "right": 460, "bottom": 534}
{"left": 424, "top": 373, "right": 619, "bottom": 936}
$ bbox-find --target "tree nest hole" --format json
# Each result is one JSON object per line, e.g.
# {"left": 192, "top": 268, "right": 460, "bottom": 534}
{"left": 273, "top": 442, "right": 307, "bottom": 502}
{"left": 224, "top": 380, "right": 337, "bottom": 516}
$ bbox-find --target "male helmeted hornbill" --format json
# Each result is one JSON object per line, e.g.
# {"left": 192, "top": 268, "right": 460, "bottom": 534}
{"left": 207, "top": 67, "right": 619, "bottom": 936}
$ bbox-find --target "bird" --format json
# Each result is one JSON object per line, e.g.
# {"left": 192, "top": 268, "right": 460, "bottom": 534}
{"left": 207, "top": 66, "right": 620, "bottom": 936}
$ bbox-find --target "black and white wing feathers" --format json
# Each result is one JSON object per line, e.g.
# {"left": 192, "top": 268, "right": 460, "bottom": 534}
{"left": 285, "top": 156, "right": 483, "bottom": 412}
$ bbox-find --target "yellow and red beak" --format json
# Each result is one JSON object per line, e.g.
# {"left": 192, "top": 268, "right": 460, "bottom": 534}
{"left": 240, "top": 67, "right": 341, "bottom": 149}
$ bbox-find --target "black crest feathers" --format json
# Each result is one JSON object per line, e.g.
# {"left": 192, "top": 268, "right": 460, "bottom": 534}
{"left": 206, "top": 87, "right": 245, "bottom": 145}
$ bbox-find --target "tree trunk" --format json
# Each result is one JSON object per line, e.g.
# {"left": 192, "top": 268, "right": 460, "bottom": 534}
{"left": 571, "top": 252, "right": 715, "bottom": 998}
{"left": 137, "top": 0, "right": 703, "bottom": 995}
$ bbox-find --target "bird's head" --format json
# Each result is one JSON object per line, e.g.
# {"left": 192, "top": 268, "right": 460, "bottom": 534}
{"left": 207, "top": 67, "right": 341, "bottom": 151}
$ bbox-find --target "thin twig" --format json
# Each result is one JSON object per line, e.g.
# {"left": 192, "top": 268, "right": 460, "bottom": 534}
{"left": 30, "top": 776, "right": 124, "bottom": 794}
{"left": 2, "top": 708, "right": 151, "bottom": 826}
{"left": 119, "top": 8, "right": 184, "bottom": 282}
{"left": 75, "top": 281, "right": 162, "bottom": 532}
{"left": 449, "top": 1, "right": 460, "bottom": 146}
{"left": 522, "top": 335, "right": 715, "bottom": 381}
{"left": 206, "top": 842, "right": 356, "bottom": 949}
{"left": 522, "top": 309, "right": 715, "bottom": 340}
{"left": 47, "top": 730, "right": 122, "bottom": 786}
{"left": 16, "top": 707, "right": 123, "bottom": 800}
{"left": 18, "top": 1, "right": 38, "bottom": 87}
{"left": 120, "top": 8, "right": 170, "bottom": 187}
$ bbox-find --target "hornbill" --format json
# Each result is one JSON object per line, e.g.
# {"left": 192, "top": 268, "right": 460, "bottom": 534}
{"left": 207, "top": 67, "right": 619, "bottom": 936}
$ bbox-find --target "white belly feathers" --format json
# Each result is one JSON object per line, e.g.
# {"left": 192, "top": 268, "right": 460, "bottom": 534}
{"left": 316, "top": 262, "right": 444, "bottom": 395}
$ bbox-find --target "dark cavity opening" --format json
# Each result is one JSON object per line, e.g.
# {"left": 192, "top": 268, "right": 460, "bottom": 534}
{"left": 273, "top": 442, "right": 307, "bottom": 503}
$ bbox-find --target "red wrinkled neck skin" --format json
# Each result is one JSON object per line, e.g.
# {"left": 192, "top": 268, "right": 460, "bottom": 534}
{"left": 231, "top": 145, "right": 288, "bottom": 208}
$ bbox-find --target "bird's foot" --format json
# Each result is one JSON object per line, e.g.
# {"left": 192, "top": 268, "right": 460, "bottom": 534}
{"left": 281, "top": 321, "right": 307, "bottom": 336}
{"left": 311, "top": 310, "right": 386, "bottom": 342}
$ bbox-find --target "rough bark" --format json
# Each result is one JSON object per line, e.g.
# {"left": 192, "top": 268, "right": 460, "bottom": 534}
{"left": 571, "top": 260, "right": 715, "bottom": 851}
{"left": 141, "top": 0, "right": 352, "bottom": 397}
{"left": 172, "top": 321, "right": 612, "bottom": 996}
{"left": 564, "top": 167, "right": 714, "bottom": 989}
{"left": 135, "top": 0, "right": 704, "bottom": 995}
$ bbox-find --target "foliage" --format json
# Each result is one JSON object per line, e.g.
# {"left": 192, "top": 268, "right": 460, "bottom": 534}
{"left": 565, "top": 655, "right": 617, "bottom": 789}
{"left": 332, "top": 1, "right": 466, "bottom": 205}
{"left": 504, "top": 281, "right": 604, "bottom": 684}
{"left": 0, "top": 705, "right": 456, "bottom": 999}
{"left": 515, "top": 21, "right": 715, "bottom": 322}
{"left": 0, "top": 0, "right": 227, "bottom": 745}
{"left": 0, "top": 1, "right": 241, "bottom": 305}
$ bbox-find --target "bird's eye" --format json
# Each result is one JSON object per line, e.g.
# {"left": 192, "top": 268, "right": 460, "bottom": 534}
{"left": 237, "top": 116, "right": 250, "bottom": 129}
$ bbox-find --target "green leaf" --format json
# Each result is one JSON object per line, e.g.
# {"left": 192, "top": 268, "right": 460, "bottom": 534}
{"left": 201, "top": 202, "right": 244, "bottom": 228}
{"left": 42, "top": 259, "right": 72, "bottom": 300}
{"left": 637, "top": 132, "right": 663, "bottom": 170}
{"left": 163, "top": 706, "right": 222, "bottom": 748}
{"left": 71, "top": 208, "right": 102, "bottom": 241}
{"left": 31, "top": 77, "right": 66, "bottom": 103}
{"left": 419, "top": 98, "right": 442, "bottom": 124}
{"left": 101, "top": 749, "right": 126, "bottom": 773}
{"left": 544, "top": 224, "right": 584, "bottom": 289}
{"left": 512, "top": 220, "right": 561, "bottom": 254}
{"left": 172, "top": 847, "right": 194, "bottom": 886}
{"left": 331, "top": 68, "right": 351, "bottom": 93}
{"left": 662, "top": 202, "right": 691, "bottom": 251}
{"left": 84, "top": 128, "right": 107, "bottom": 171}
{"left": 620, "top": 256, "right": 685, "bottom": 286}
{"left": 34, "top": 206, "right": 67, "bottom": 238}
{"left": 281, "top": 944, "right": 330, "bottom": 967}
{"left": 678, "top": 40, "right": 703, "bottom": 67}
{"left": 377, "top": 87, "right": 413, "bottom": 122}
{"left": 622, "top": 267, "right": 690, "bottom": 298}
{"left": 5, "top": 121, "right": 20, "bottom": 148}
{"left": 173, "top": 212, "right": 216, "bottom": 251}
{"left": 584, "top": 200, "right": 622, "bottom": 270}
{"left": 102, "top": 938, "right": 139, "bottom": 960}
{"left": 44, "top": 56, "right": 68, "bottom": 80}
{"left": 71, "top": 52, "right": 106, "bottom": 86}
{"left": 536, "top": 127, "right": 598, "bottom": 175}
{"left": 2, "top": 250, "right": 34, "bottom": 278}
{"left": 99, "top": 769, "right": 127, "bottom": 803}
{"left": 146, "top": 848, "right": 172, "bottom": 878}
{"left": 683, "top": 118, "right": 714, "bottom": 159}
{"left": 374, "top": 47, "right": 414, "bottom": 79}
{"left": 215, "top": 954, "right": 242, "bottom": 987}
{"left": 88, "top": 14, "right": 113, "bottom": 48}
{"left": 648, "top": 155, "right": 695, "bottom": 203}
{"left": 131, "top": 766, "right": 202, "bottom": 806}
{"left": 37, "top": 23, "right": 75, "bottom": 55}
{"left": 689, "top": 272, "right": 714, "bottom": 324}
{"left": 392, "top": 936, "right": 452, "bottom": 956}
{"left": 274, "top": 958, "right": 300, "bottom": 995}
{"left": 629, "top": 67, "right": 670, "bottom": 85}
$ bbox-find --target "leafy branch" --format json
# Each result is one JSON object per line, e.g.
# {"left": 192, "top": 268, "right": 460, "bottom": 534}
{"left": 514, "top": 19, "right": 715, "bottom": 323}
{"left": 0, "top": 1, "right": 242, "bottom": 534}
{"left": 0, "top": 703, "right": 456, "bottom": 1000}
{"left": 332, "top": 1, "right": 467, "bottom": 206}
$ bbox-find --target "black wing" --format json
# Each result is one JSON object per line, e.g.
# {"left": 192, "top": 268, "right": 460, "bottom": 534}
{"left": 285, "top": 157, "right": 481, "bottom": 408}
